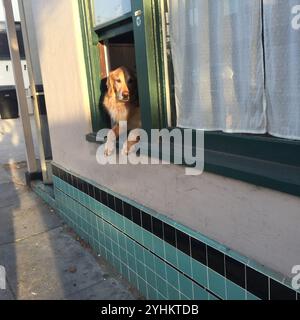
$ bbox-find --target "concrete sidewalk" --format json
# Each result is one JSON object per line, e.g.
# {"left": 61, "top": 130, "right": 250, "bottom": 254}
{"left": 0, "top": 162, "right": 141, "bottom": 300}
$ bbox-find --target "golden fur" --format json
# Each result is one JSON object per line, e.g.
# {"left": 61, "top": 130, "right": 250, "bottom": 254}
{"left": 103, "top": 66, "right": 141, "bottom": 155}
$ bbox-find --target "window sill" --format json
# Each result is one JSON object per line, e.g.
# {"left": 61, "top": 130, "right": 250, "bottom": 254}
{"left": 86, "top": 132, "right": 300, "bottom": 197}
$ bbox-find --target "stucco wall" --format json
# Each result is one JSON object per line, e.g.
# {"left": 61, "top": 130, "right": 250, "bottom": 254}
{"left": 29, "top": 0, "right": 300, "bottom": 279}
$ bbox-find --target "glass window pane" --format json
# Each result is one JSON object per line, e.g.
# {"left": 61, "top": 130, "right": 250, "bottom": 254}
{"left": 93, "top": 0, "right": 131, "bottom": 27}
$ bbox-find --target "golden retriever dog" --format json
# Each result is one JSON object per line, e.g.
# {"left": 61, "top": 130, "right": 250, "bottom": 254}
{"left": 103, "top": 66, "right": 141, "bottom": 156}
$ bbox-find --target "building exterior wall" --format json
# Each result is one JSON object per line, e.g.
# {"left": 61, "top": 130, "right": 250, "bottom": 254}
{"left": 29, "top": 0, "right": 300, "bottom": 288}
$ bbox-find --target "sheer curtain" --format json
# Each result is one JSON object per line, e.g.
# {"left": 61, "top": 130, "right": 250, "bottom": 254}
{"left": 264, "top": 0, "right": 300, "bottom": 140}
{"left": 169, "top": 0, "right": 265, "bottom": 133}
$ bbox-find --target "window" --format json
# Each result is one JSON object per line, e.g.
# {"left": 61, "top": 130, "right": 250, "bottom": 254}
{"left": 0, "top": 22, "right": 25, "bottom": 60}
{"left": 165, "top": 0, "right": 300, "bottom": 140}
{"left": 82, "top": 0, "right": 300, "bottom": 196}
{"left": 93, "top": 0, "right": 131, "bottom": 27}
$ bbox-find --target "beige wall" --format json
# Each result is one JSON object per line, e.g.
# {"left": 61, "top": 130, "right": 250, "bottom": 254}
{"left": 29, "top": 0, "right": 300, "bottom": 279}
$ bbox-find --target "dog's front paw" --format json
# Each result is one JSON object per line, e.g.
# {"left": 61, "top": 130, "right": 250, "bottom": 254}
{"left": 104, "top": 142, "right": 115, "bottom": 157}
{"left": 121, "top": 142, "right": 130, "bottom": 156}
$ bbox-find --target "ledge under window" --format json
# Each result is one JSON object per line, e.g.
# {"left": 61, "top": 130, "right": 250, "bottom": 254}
{"left": 86, "top": 131, "right": 300, "bottom": 197}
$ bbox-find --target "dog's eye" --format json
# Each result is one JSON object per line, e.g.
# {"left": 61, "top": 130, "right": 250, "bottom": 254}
{"left": 115, "top": 79, "right": 121, "bottom": 83}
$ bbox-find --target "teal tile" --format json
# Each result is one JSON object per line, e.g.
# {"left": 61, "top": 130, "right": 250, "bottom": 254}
{"left": 112, "top": 242, "right": 120, "bottom": 258}
{"left": 167, "top": 285, "right": 180, "bottom": 300}
{"left": 121, "top": 262, "right": 129, "bottom": 280}
{"left": 179, "top": 273, "right": 193, "bottom": 299}
{"left": 109, "top": 210, "right": 117, "bottom": 226}
{"left": 127, "top": 253, "right": 137, "bottom": 271}
{"left": 144, "top": 251, "right": 155, "bottom": 271}
{"left": 129, "top": 270, "right": 138, "bottom": 289}
{"left": 226, "top": 280, "right": 246, "bottom": 300}
{"left": 118, "top": 233, "right": 126, "bottom": 251}
{"left": 105, "top": 237, "right": 113, "bottom": 253}
{"left": 97, "top": 217, "right": 104, "bottom": 233}
{"left": 142, "top": 230, "right": 153, "bottom": 251}
{"left": 95, "top": 203, "right": 103, "bottom": 217}
{"left": 132, "top": 225, "right": 144, "bottom": 245}
{"left": 208, "top": 269, "right": 226, "bottom": 300}
{"left": 157, "top": 292, "right": 167, "bottom": 300}
{"left": 180, "top": 294, "right": 190, "bottom": 300}
{"left": 157, "top": 275, "right": 168, "bottom": 298}
{"left": 152, "top": 236, "right": 165, "bottom": 258}
{"left": 136, "top": 260, "right": 146, "bottom": 280}
{"left": 147, "top": 285, "right": 158, "bottom": 300}
{"left": 119, "top": 248, "right": 127, "bottom": 264}
{"left": 146, "top": 267, "right": 156, "bottom": 286}
{"left": 124, "top": 219, "right": 134, "bottom": 238}
{"left": 110, "top": 226, "right": 118, "bottom": 244}
{"left": 166, "top": 265, "right": 179, "bottom": 289}
{"left": 137, "top": 276, "right": 147, "bottom": 298}
{"left": 113, "top": 213, "right": 125, "bottom": 231}
{"left": 164, "top": 243, "right": 178, "bottom": 267}
{"left": 193, "top": 283, "right": 209, "bottom": 300}
{"left": 247, "top": 292, "right": 260, "bottom": 300}
{"left": 134, "top": 244, "right": 145, "bottom": 263}
{"left": 209, "top": 294, "right": 220, "bottom": 300}
{"left": 154, "top": 256, "right": 166, "bottom": 280}
{"left": 126, "top": 238, "right": 135, "bottom": 256}
{"left": 177, "top": 250, "right": 192, "bottom": 278}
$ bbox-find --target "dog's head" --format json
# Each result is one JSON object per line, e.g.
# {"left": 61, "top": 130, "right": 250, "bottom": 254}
{"left": 107, "top": 67, "right": 137, "bottom": 102}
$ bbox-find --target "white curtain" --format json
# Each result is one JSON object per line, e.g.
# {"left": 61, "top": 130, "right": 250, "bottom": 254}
{"left": 169, "top": 0, "right": 265, "bottom": 133}
{"left": 264, "top": 0, "right": 300, "bottom": 140}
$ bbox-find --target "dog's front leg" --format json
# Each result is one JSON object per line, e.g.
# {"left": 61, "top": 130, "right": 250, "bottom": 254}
{"left": 104, "top": 124, "right": 119, "bottom": 156}
{"left": 121, "top": 129, "right": 140, "bottom": 156}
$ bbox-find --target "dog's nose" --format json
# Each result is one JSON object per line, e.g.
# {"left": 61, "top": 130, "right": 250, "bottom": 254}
{"left": 122, "top": 91, "right": 129, "bottom": 99}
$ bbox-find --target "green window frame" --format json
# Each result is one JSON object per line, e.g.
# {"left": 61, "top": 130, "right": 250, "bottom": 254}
{"left": 79, "top": 0, "right": 300, "bottom": 197}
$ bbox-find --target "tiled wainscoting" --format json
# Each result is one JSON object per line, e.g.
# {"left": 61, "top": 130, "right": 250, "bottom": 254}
{"left": 52, "top": 164, "right": 299, "bottom": 300}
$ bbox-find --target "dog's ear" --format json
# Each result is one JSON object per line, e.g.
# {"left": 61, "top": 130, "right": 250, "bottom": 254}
{"left": 106, "top": 71, "right": 115, "bottom": 96}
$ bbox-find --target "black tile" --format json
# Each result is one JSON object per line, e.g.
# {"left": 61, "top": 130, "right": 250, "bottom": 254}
{"left": 115, "top": 198, "right": 123, "bottom": 215}
{"left": 131, "top": 207, "right": 141, "bottom": 226}
{"left": 107, "top": 194, "right": 115, "bottom": 210}
{"left": 225, "top": 256, "right": 246, "bottom": 289}
{"left": 123, "top": 202, "right": 132, "bottom": 220}
{"left": 88, "top": 184, "right": 95, "bottom": 198}
{"left": 66, "top": 173, "right": 71, "bottom": 185}
{"left": 246, "top": 267, "right": 269, "bottom": 300}
{"left": 71, "top": 175, "right": 76, "bottom": 188}
{"left": 270, "top": 279, "right": 297, "bottom": 300}
{"left": 191, "top": 238, "right": 207, "bottom": 265}
{"left": 141, "top": 212, "right": 152, "bottom": 232}
{"left": 77, "top": 178, "right": 83, "bottom": 192}
{"left": 297, "top": 292, "right": 300, "bottom": 301}
{"left": 52, "top": 166, "right": 58, "bottom": 176}
{"left": 101, "top": 191, "right": 108, "bottom": 206}
{"left": 152, "top": 217, "right": 163, "bottom": 239}
{"left": 82, "top": 181, "right": 88, "bottom": 194}
{"left": 207, "top": 246, "right": 225, "bottom": 276}
{"left": 61, "top": 170, "right": 66, "bottom": 182}
{"left": 59, "top": 168, "right": 63, "bottom": 180}
{"left": 163, "top": 223, "right": 176, "bottom": 247}
{"left": 73, "top": 176, "right": 78, "bottom": 189}
{"left": 176, "top": 230, "right": 191, "bottom": 256}
{"left": 95, "top": 188, "right": 101, "bottom": 202}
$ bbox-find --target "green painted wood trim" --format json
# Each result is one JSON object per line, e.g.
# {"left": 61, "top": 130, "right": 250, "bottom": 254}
{"left": 94, "top": 12, "right": 132, "bottom": 31}
{"left": 97, "top": 23, "right": 133, "bottom": 41}
{"left": 131, "top": 0, "right": 163, "bottom": 132}
{"left": 78, "top": 0, "right": 106, "bottom": 132}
